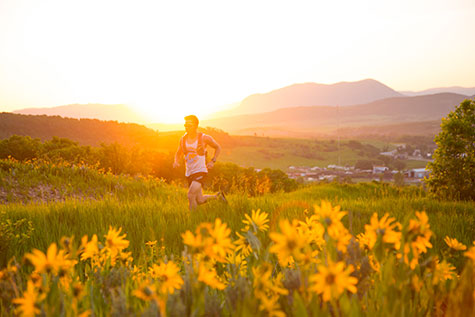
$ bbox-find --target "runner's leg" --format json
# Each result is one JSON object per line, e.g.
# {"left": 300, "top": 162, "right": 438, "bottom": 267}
{"left": 188, "top": 177, "right": 219, "bottom": 209}
{"left": 195, "top": 181, "right": 217, "bottom": 205}
{"left": 188, "top": 181, "right": 199, "bottom": 210}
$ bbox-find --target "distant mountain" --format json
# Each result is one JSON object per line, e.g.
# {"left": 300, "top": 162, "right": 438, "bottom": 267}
{"left": 400, "top": 87, "right": 475, "bottom": 97}
{"left": 202, "top": 93, "right": 470, "bottom": 137}
{"left": 219, "top": 79, "right": 403, "bottom": 117}
{"left": 13, "top": 104, "right": 145, "bottom": 123}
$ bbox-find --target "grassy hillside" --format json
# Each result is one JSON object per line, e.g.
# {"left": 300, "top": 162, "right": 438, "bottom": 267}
{"left": 1, "top": 159, "right": 473, "bottom": 266}
{"left": 2, "top": 160, "right": 475, "bottom": 315}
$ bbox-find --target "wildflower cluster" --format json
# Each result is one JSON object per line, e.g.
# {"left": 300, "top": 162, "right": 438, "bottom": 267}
{"left": 3, "top": 202, "right": 475, "bottom": 316}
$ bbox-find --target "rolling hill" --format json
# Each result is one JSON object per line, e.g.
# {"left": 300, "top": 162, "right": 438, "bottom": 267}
{"left": 0, "top": 112, "right": 160, "bottom": 147}
{"left": 13, "top": 103, "right": 146, "bottom": 124}
{"left": 200, "top": 93, "right": 470, "bottom": 137}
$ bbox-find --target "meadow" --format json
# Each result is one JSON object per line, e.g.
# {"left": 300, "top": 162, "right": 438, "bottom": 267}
{"left": 219, "top": 136, "right": 431, "bottom": 170}
{"left": 1, "top": 159, "right": 474, "bottom": 315}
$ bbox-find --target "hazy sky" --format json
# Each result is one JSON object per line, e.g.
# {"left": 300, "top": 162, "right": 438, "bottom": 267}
{"left": 1, "top": 0, "right": 474, "bottom": 122}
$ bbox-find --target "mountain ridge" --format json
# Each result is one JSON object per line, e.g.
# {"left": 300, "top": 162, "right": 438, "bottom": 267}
{"left": 400, "top": 86, "right": 475, "bottom": 97}
{"left": 223, "top": 79, "right": 403, "bottom": 117}
{"left": 199, "top": 93, "right": 470, "bottom": 137}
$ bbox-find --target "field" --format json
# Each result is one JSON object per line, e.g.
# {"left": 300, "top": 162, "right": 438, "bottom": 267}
{"left": 220, "top": 137, "right": 430, "bottom": 170}
{"left": 1, "top": 159, "right": 474, "bottom": 315}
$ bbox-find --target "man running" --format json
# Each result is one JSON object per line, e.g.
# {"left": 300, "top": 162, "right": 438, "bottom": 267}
{"left": 173, "top": 115, "right": 226, "bottom": 210}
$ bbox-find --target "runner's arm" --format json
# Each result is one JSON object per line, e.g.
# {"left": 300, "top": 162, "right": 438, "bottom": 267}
{"left": 204, "top": 135, "right": 221, "bottom": 163}
{"left": 173, "top": 144, "right": 183, "bottom": 168}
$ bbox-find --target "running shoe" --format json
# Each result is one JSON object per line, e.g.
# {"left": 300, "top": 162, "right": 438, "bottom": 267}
{"left": 218, "top": 191, "right": 228, "bottom": 204}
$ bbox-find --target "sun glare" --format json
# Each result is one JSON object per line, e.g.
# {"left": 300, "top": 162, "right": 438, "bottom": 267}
{"left": 131, "top": 100, "right": 212, "bottom": 124}
{"left": 0, "top": 0, "right": 474, "bottom": 119}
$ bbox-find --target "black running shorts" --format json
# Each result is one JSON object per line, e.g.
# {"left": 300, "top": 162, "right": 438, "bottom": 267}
{"left": 187, "top": 172, "right": 207, "bottom": 187}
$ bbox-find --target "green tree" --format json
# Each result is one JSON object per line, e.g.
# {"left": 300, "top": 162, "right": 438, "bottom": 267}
{"left": 0, "top": 135, "right": 41, "bottom": 161}
{"left": 426, "top": 99, "right": 475, "bottom": 200}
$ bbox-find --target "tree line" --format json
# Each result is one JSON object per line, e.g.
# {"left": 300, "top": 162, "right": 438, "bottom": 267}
{"left": 0, "top": 135, "right": 297, "bottom": 195}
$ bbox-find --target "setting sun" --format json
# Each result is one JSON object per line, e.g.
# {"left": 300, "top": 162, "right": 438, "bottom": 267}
{"left": 1, "top": 0, "right": 474, "bottom": 123}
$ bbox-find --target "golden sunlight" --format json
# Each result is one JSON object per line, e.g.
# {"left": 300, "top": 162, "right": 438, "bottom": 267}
{"left": 1, "top": 0, "right": 474, "bottom": 123}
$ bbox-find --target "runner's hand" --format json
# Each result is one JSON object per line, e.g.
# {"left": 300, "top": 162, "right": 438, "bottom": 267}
{"left": 173, "top": 161, "right": 180, "bottom": 169}
{"left": 207, "top": 161, "right": 214, "bottom": 169}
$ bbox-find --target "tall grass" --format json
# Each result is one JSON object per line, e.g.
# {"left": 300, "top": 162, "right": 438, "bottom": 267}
{"left": 1, "top": 160, "right": 474, "bottom": 269}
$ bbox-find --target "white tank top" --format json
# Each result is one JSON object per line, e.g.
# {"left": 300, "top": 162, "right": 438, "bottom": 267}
{"left": 184, "top": 139, "right": 208, "bottom": 177}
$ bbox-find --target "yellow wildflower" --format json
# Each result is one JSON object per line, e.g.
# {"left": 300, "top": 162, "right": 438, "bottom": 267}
{"left": 209, "top": 218, "right": 235, "bottom": 262}
{"left": 145, "top": 240, "right": 157, "bottom": 247}
{"left": 104, "top": 227, "right": 130, "bottom": 257}
{"left": 412, "top": 235, "right": 433, "bottom": 254}
{"left": 25, "top": 243, "right": 76, "bottom": 276}
{"left": 444, "top": 236, "right": 467, "bottom": 251}
{"left": 198, "top": 263, "right": 226, "bottom": 290}
{"left": 333, "top": 225, "right": 352, "bottom": 254}
{"left": 119, "top": 251, "right": 133, "bottom": 265}
{"left": 258, "top": 295, "right": 286, "bottom": 317}
{"left": 309, "top": 260, "right": 358, "bottom": 302}
{"left": 465, "top": 244, "right": 475, "bottom": 261}
{"left": 269, "top": 219, "right": 307, "bottom": 266}
{"left": 182, "top": 229, "right": 206, "bottom": 253}
{"left": 357, "top": 232, "right": 372, "bottom": 250}
{"left": 234, "top": 232, "right": 252, "bottom": 257}
{"left": 298, "top": 249, "right": 320, "bottom": 267}
{"left": 13, "top": 280, "right": 45, "bottom": 317}
{"left": 0, "top": 265, "right": 17, "bottom": 281}
{"left": 312, "top": 201, "right": 352, "bottom": 253}
{"left": 297, "top": 216, "right": 325, "bottom": 247}
{"left": 148, "top": 261, "right": 184, "bottom": 294}
{"left": 252, "top": 263, "right": 289, "bottom": 299}
{"left": 432, "top": 258, "right": 456, "bottom": 285}
{"left": 30, "top": 272, "right": 42, "bottom": 288}
{"left": 225, "top": 252, "right": 248, "bottom": 277}
{"left": 401, "top": 244, "right": 420, "bottom": 270}
{"left": 131, "top": 265, "right": 146, "bottom": 282}
{"left": 80, "top": 234, "right": 99, "bottom": 261}
{"left": 364, "top": 213, "right": 402, "bottom": 250}
{"left": 408, "top": 211, "right": 432, "bottom": 238}
{"left": 242, "top": 209, "right": 269, "bottom": 233}
{"left": 134, "top": 281, "right": 169, "bottom": 317}
{"left": 133, "top": 282, "right": 161, "bottom": 305}
{"left": 313, "top": 201, "right": 347, "bottom": 229}
{"left": 182, "top": 219, "right": 234, "bottom": 263}
{"left": 402, "top": 211, "right": 433, "bottom": 269}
